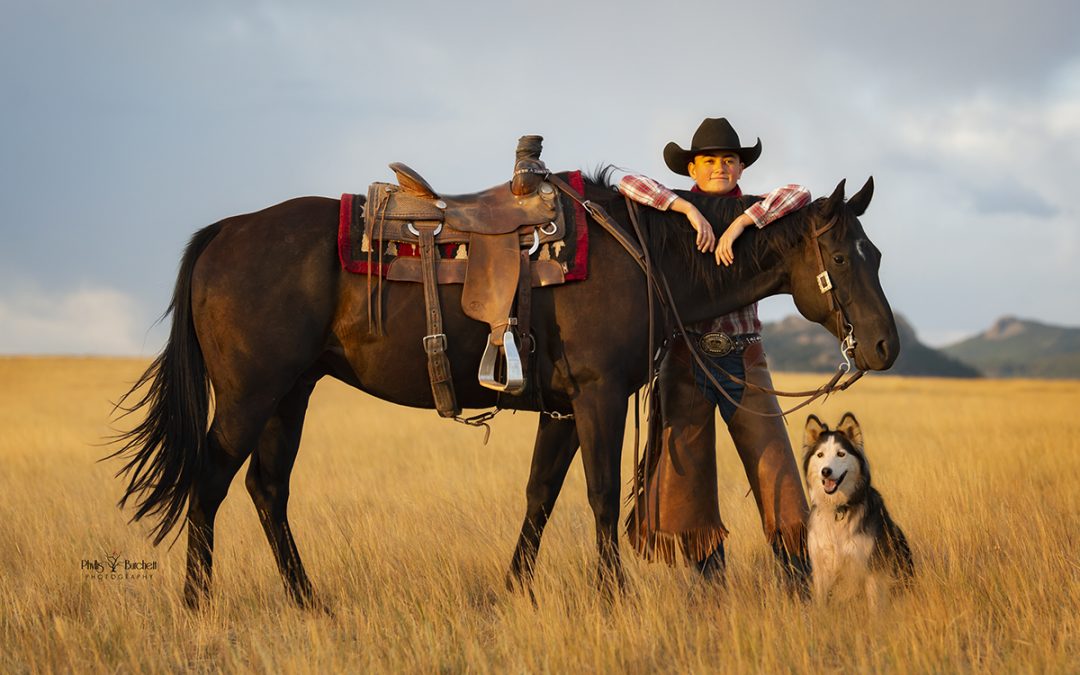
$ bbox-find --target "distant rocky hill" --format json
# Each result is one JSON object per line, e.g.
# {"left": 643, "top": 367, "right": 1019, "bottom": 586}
{"left": 760, "top": 313, "right": 981, "bottom": 378}
{"left": 941, "top": 316, "right": 1080, "bottom": 379}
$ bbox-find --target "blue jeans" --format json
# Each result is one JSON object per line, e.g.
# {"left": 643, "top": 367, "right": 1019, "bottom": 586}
{"left": 692, "top": 350, "right": 746, "bottom": 424}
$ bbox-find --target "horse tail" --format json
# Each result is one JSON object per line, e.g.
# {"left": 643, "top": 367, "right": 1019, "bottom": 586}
{"left": 107, "top": 221, "right": 223, "bottom": 546}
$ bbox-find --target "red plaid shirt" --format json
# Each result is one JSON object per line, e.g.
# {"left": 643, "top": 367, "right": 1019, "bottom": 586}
{"left": 618, "top": 174, "right": 811, "bottom": 335}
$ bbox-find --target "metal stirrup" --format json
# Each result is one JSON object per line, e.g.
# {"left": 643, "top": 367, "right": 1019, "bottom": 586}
{"left": 477, "top": 331, "right": 525, "bottom": 394}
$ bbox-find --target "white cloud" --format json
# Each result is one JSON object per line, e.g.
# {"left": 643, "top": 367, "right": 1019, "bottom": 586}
{"left": 893, "top": 70, "right": 1080, "bottom": 211}
{"left": 0, "top": 284, "right": 152, "bottom": 355}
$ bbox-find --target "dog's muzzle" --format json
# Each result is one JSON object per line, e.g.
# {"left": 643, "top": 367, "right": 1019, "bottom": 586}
{"left": 822, "top": 470, "right": 847, "bottom": 495}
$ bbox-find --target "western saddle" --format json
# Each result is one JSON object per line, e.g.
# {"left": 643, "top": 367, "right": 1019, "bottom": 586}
{"left": 364, "top": 136, "right": 567, "bottom": 418}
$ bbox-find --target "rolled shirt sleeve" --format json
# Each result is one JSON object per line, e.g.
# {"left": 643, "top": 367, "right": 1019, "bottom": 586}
{"left": 617, "top": 173, "right": 680, "bottom": 211}
{"left": 744, "top": 184, "right": 811, "bottom": 228}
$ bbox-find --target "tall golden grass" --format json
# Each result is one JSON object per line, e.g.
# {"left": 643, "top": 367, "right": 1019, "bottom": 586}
{"left": 1, "top": 357, "right": 1077, "bottom": 673}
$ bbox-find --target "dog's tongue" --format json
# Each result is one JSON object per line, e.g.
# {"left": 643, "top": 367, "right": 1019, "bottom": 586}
{"left": 824, "top": 478, "right": 838, "bottom": 492}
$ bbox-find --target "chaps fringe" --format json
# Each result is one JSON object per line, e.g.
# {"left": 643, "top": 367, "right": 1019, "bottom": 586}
{"left": 627, "top": 525, "right": 729, "bottom": 566}
{"left": 624, "top": 384, "right": 729, "bottom": 565}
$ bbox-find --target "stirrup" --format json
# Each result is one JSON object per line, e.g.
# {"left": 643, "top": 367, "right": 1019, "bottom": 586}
{"left": 478, "top": 331, "right": 525, "bottom": 394}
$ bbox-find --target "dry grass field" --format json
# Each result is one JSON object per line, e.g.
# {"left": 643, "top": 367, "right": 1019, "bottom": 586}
{"left": 1, "top": 356, "right": 1078, "bottom": 673}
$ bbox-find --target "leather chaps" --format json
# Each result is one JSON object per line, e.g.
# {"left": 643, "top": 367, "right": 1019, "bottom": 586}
{"left": 627, "top": 339, "right": 809, "bottom": 565}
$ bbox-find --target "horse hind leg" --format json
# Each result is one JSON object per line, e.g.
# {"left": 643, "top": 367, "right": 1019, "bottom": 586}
{"left": 506, "top": 416, "right": 579, "bottom": 594}
{"left": 244, "top": 379, "right": 325, "bottom": 611}
{"left": 183, "top": 405, "right": 271, "bottom": 609}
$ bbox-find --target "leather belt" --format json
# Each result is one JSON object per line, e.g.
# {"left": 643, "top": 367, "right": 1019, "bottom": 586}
{"left": 694, "top": 332, "right": 762, "bottom": 357}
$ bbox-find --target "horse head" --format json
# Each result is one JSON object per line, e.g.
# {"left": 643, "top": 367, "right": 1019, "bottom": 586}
{"left": 789, "top": 178, "right": 900, "bottom": 371}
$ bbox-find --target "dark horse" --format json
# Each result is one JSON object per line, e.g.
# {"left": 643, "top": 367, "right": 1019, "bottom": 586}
{"left": 111, "top": 172, "right": 898, "bottom": 609}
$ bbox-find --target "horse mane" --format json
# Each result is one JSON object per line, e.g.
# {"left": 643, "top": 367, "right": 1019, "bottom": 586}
{"left": 665, "top": 195, "right": 825, "bottom": 294}
{"left": 582, "top": 164, "right": 619, "bottom": 189}
{"left": 578, "top": 173, "right": 821, "bottom": 294}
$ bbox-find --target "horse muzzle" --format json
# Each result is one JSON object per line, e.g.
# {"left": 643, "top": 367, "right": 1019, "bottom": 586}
{"left": 854, "top": 333, "right": 899, "bottom": 371}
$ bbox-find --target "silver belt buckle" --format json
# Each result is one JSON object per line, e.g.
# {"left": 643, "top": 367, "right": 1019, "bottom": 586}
{"left": 699, "top": 332, "right": 735, "bottom": 356}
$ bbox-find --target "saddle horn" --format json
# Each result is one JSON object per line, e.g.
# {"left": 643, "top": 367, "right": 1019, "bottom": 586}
{"left": 511, "top": 135, "right": 547, "bottom": 197}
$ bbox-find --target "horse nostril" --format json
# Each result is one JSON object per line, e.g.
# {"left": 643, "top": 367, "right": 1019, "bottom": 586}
{"left": 875, "top": 339, "right": 890, "bottom": 362}
{"left": 821, "top": 467, "right": 832, "bottom": 478}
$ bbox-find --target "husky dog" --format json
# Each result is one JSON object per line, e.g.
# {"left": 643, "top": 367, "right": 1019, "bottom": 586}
{"left": 803, "top": 413, "right": 914, "bottom": 606}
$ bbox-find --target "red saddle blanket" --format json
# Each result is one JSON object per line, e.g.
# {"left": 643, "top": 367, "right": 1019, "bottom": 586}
{"left": 337, "top": 171, "right": 589, "bottom": 281}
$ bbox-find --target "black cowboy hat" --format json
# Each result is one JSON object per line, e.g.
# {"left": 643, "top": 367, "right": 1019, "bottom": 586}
{"left": 663, "top": 117, "right": 762, "bottom": 176}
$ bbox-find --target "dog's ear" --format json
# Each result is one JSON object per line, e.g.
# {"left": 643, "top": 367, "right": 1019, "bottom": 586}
{"left": 804, "top": 415, "right": 827, "bottom": 449}
{"left": 836, "top": 412, "right": 864, "bottom": 449}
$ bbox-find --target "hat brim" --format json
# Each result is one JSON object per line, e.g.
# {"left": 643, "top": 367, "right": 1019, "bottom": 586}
{"left": 663, "top": 138, "right": 762, "bottom": 176}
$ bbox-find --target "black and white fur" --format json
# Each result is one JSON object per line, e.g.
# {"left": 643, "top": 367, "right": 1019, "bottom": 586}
{"left": 803, "top": 413, "right": 914, "bottom": 606}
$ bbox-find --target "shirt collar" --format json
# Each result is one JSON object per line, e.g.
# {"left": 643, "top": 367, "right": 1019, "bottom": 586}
{"left": 691, "top": 184, "right": 743, "bottom": 197}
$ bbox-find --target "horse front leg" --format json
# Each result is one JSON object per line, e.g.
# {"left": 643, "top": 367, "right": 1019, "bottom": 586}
{"left": 573, "top": 389, "right": 629, "bottom": 592}
{"left": 507, "top": 415, "right": 579, "bottom": 593}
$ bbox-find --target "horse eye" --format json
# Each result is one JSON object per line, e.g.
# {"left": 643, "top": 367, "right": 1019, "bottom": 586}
{"left": 833, "top": 254, "right": 846, "bottom": 265}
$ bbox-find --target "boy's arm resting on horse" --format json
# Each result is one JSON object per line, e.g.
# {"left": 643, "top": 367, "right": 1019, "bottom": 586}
{"left": 617, "top": 173, "right": 810, "bottom": 265}
{"left": 617, "top": 173, "right": 716, "bottom": 252}
{"left": 716, "top": 184, "right": 810, "bottom": 266}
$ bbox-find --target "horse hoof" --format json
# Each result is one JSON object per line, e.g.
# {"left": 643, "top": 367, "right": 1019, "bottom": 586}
{"left": 182, "top": 586, "right": 209, "bottom": 612}
{"left": 296, "top": 593, "right": 334, "bottom": 617}
{"left": 504, "top": 571, "right": 538, "bottom": 607}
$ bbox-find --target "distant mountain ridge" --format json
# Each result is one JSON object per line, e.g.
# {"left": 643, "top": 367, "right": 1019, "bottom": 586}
{"left": 941, "top": 316, "right": 1080, "bottom": 378}
{"left": 760, "top": 313, "right": 980, "bottom": 378}
{"left": 758, "top": 314, "right": 1080, "bottom": 379}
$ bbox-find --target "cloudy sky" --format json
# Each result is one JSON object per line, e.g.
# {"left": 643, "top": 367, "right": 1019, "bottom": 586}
{"left": 2, "top": 0, "right": 1078, "bottom": 354}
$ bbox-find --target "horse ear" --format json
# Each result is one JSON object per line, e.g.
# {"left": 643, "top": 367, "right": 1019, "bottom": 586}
{"left": 803, "top": 414, "right": 828, "bottom": 449}
{"left": 824, "top": 179, "right": 846, "bottom": 219}
{"left": 847, "top": 177, "right": 874, "bottom": 217}
{"left": 836, "top": 412, "right": 864, "bottom": 449}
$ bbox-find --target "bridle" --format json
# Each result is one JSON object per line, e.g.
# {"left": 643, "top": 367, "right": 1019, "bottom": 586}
{"left": 548, "top": 173, "right": 866, "bottom": 419}
{"left": 808, "top": 210, "right": 860, "bottom": 376}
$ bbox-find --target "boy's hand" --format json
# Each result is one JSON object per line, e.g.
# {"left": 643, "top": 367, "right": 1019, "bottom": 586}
{"left": 715, "top": 214, "right": 753, "bottom": 266}
{"left": 670, "top": 197, "right": 716, "bottom": 252}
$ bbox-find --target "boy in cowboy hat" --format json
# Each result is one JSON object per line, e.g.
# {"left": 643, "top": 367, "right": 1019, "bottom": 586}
{"left": 620, "top": 117, "right": 811, "bottom": 587}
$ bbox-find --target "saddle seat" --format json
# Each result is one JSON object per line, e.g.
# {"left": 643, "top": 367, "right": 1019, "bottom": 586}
{"left": 367, "top": 158, "right": 566, "bottom": 404}
{"left": 387, "top": 162, "right": 560, "bottom": 237}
